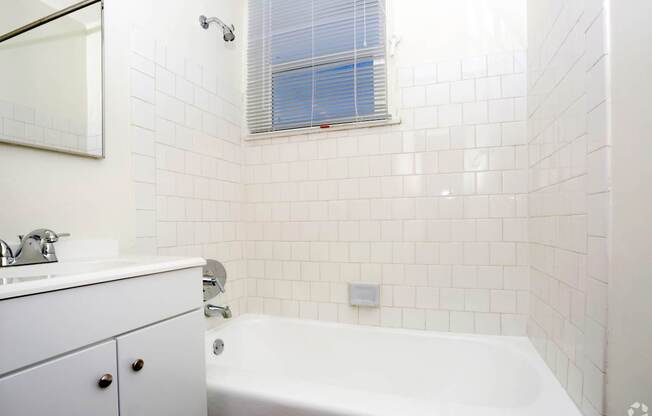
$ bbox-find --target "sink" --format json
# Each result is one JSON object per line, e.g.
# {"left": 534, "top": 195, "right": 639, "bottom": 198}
{"left": 0, "top": 256, "right": 206, "bottom": 300}
{"left": 0, "top": 259, "right": 140, "bottom": 282}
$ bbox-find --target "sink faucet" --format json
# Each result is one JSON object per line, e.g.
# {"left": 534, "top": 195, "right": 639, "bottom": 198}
{"left": 0, "top": 229, "right": 69, "bottom": 268}
{"left": 0, "top": 240, "right": 13, "bottom": 267}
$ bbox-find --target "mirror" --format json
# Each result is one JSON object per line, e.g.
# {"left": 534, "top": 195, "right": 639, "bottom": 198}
{"left": 0, "top": 0, "right": 103, "bottom": 158}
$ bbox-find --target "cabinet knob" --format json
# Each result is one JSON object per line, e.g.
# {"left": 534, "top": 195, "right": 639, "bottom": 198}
{"left": 98, "top": 374, "right": 113, "bottom": 388}
{"left": 131, "top": 359, "right": 145, "bottom": 372}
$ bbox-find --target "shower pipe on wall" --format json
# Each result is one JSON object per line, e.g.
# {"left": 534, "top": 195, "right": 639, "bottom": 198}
{"left": 199, "top": 15, "right": 235, "bottom": 42}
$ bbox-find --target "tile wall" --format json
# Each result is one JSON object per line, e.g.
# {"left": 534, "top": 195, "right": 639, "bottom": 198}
{"left": 242, "top": 51, "right": 532, "bottom": 335}
{"left": 527, "top": 0, "right": 611, "bottom": 414}
{"left": 128, "top": 28, "right": 247, "bottom": 317}
{"left": 126, "top": 3, "right": 615, "bottom": 413}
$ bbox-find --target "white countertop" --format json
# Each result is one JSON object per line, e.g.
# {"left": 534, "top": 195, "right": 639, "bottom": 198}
{"left": 0, "top": 256, "right": 206, "bottom": 300}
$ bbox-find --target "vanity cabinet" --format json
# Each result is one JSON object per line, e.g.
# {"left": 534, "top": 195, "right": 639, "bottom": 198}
{"left": 0, "top": 266, "right": 208, "bottom": 416}
{"left": 0, "top": 341, "right": 119, "bottom": 416}
{"left": 117, "top": 311, "right": 207, "bottom": 416}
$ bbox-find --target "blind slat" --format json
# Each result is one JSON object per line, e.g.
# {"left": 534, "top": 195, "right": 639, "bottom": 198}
{"left": 247, "top": 0, "right": 389, "bottom": 134}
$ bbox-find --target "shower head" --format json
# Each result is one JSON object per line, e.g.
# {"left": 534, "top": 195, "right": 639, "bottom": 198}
{"left": 199, "top": 15, "right": 236, "bottom": 42}
{"left": 223, "top": 27, "right": 235, "bottom": 42}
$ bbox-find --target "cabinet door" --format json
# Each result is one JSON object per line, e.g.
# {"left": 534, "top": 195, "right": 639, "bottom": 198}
{"left": 117, "top": 310, "right": 207, "bottom": 416}
{"left": 0, "top": 340, "right": 118, "bottom": 416}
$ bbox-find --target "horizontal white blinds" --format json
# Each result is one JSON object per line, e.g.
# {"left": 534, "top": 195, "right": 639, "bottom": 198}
{"left": 247, "top": 0, "right": 389, "bottom": 134}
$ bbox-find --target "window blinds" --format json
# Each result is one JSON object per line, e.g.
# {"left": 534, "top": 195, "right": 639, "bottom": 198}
{"left": 247, "top": 0, "right": 389, "bottom": 134}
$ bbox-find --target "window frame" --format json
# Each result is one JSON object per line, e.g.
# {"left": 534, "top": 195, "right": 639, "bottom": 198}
{"left": 245, "top": 0, "right": 399, "bottom": 140}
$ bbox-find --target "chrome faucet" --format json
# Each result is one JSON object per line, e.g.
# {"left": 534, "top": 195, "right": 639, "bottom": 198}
{"left": 0, "top": 229, "right": 69, "bottom": 267}
{"left": 202, "top": 259, "right": 231, "bottom": 318}
{"left": 0, "top": 240, "right": 13, "bottom": 267}
{"left": 204, "top": 304, "right": 232, "bottom": 319}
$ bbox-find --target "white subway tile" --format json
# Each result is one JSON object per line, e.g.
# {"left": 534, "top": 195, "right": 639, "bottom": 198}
{"left": 403, "top": 308, "right": 426, "bottom": 330}
{"left": 414, "top": 107, "right": 438, "bottom": 129}
{"left": 438, "top": 104, "right": 463, "bottom": 127}
{"left": 450, "top": 311, "right": 474, "bottom": 333}
{"left": 131, "top": 69, "right": 156, "bottom": 103}
{"left": 463, "top": 102, "right": 489, "bottom": 125}
{"left": 438, "top": 150, "right": 464, "bottom": 173}
{"left": 426, "top": 310, "right": 450, "bottom": 331}
{"left": 475, "top": 313, "right": 500, "bottom": 334}
{"left": 451, "top": 80, "right": 476, "bottom": 103}
{"left": 380, "top": 307, "right": 403, "bottom": 328}
{"left": 488, "top": 99, "right": 515, "bottom": 123}
{"left": 464, "top": 149, "right": 489, "bottom": 171}
{"left": 477, "top": 172, "right": 502, "bottom": 194}
{"left": 450, "top": 126, "right": 476, "bottom": 149}
{"left": 502, "top": 121, "right": 526, "bottom": 145}
{"left": 476, "top": 77, "right": 502, "bottom": 100}
{"left": 131, "top": 99, "right": 155, "bottom": 130}
{"left": 476, "top": 124, "right": 502, "bottom": 147}
{"left": 491, "top": 290, "right": 517, "bottom": 313}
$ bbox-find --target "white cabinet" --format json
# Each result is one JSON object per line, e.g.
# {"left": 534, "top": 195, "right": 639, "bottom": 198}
{"left": 0, "top": 341, "right": 119, "bottom": 416}
{"left": 0, "top": 267, "right": 207, "bottom": 416}
{"left": 117, "top": 311, "right": 207, "bottom": 416}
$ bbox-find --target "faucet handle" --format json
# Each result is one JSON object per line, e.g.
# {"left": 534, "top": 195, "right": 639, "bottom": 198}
{"left": 21, "top": 229, "right": 70, "bottom": 244}
{"left": 41, "top": 230, "right": 70, "bottom": 243}
{"left": 0, "top": 240, "right": 14, "bottom": 267}
{"left": 48, "top": 231, "right": 70, "bottom": 243}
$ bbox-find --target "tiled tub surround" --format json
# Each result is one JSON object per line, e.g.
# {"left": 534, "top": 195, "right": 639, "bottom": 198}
{"left": 128, "top": 28, "right": 247, "bottom": 316}
{"left": 243, "top": 51, "right": 531, "bottom": 336}
{"left": 527, "top": 0, "right": 611, "bottom": 415}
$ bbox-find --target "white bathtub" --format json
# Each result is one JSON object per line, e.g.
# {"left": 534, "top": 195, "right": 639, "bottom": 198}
{"left": 205, "top": 315, "right": 581, "bottom": 416}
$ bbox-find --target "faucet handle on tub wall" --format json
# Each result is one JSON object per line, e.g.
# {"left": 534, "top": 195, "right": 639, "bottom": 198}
{"left": 203, "top": 259, "right": 227, "bottom": 301}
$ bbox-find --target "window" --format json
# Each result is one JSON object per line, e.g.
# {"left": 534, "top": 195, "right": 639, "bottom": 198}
{"left": 247, "top": 0, "right": 389, "bottom": 134}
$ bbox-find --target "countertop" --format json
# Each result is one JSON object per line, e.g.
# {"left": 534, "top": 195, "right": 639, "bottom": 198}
{"left": 0, "top": 256, "right": 206, "bottom": 300}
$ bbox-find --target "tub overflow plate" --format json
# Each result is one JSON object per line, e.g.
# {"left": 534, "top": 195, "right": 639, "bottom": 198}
{"left": 213, "top": 339, "right": 225, "bottom": 355}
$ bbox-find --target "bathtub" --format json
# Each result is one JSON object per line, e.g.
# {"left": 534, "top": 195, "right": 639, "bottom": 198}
{"left": 205, "top": 315, "right": 581, "bottom": 416}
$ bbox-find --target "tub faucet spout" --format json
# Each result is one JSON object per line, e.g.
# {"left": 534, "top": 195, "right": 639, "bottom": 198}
{"left": 205, "top": 304, "right": 232, "bottom": 319}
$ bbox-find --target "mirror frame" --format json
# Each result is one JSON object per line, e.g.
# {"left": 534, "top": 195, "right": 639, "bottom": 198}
{"left": 0, "top": 0, "right": 105, "bottom": 159}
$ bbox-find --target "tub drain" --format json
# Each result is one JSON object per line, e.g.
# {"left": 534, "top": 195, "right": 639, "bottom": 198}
{"left": 213, "top": 339, "right": 225, "bottom": 355}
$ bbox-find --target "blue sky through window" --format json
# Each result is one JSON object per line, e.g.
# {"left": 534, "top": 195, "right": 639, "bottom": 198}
{"left": 268, "top": 0, "right": 383, "bottom": 129}
{"left": 272, "top": 60, "right": 375, "bottom": 129}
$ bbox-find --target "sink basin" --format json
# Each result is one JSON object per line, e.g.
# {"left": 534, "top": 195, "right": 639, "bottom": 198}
{"left": 0, "top": 259, "right": 140, "bottom": 282}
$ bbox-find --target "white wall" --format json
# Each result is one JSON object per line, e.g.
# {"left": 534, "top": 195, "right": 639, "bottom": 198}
{"left": 0, "top": 0, "right": 135, "bottom": 249}
{"left": 607, "top": 0, "right": 652, "bottom": 412}
{"left": 393, "top": 0, "right": 526, "bottom": 66}
{"left": 0, "top": 0, "right": 244, "bottom": 253}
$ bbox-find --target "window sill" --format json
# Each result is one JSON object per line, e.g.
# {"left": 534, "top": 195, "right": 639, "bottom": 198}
{"left": 244, "top": 118, "right": 402, "bottom": 141}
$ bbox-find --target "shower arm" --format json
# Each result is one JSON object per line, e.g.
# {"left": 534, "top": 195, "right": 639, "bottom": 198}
{"left": 199, "top": 15, "right": 234, "bottom": 33}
